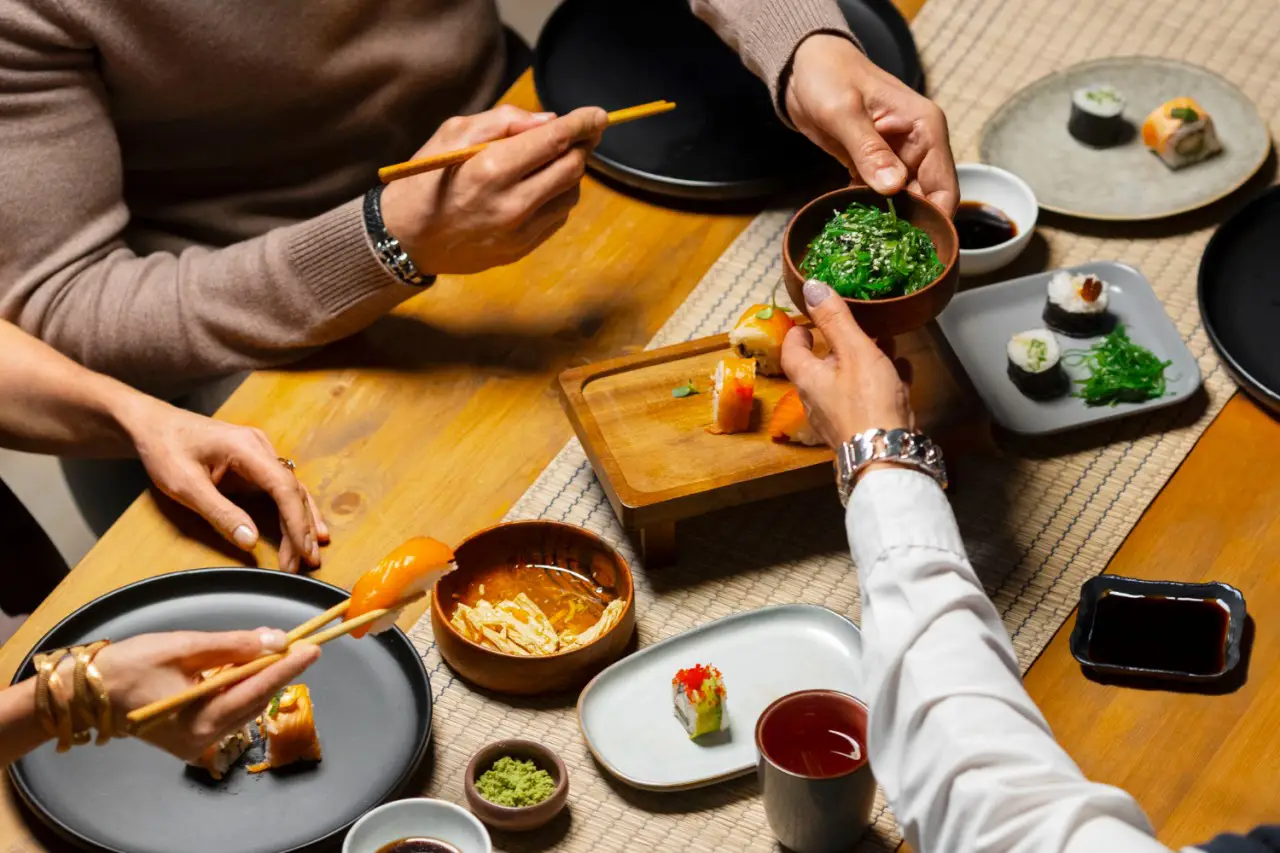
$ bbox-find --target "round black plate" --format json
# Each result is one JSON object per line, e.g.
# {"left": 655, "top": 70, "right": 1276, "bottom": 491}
{"left": 533, "top": 0, "right": 924, "bottom": 200}
{"left": 9, "top": 569, "right": 432, "bottom": 853}
{"left": 1199, "top": 186, "right": 1280, "bottom": 415}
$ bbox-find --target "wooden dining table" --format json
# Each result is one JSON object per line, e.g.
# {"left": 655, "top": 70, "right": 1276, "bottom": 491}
{"left": 2, "top": 0, "right": 1278, "bottom": 849}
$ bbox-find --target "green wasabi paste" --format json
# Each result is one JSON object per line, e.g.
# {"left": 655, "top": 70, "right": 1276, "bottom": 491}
{"left": 475, "top": 756, "right": 555, "bottom": 808}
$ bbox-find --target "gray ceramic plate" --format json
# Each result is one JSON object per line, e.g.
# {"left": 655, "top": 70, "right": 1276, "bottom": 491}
{"left": 980, "top": 57, "right": 1271, "bottom": 220}
{"left": 936, "top": 261, "right": 1201, "bottom": 435}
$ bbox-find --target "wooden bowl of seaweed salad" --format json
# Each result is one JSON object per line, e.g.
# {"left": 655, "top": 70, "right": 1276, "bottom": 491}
{"left": 783, "top": 187, "right": 959, "bottom": 338}
{"left": 431, "top": 520, "right": 636, "bottom": 695}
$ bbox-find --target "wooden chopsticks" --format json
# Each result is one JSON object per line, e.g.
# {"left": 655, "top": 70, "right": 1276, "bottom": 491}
{"left": 377, "top": 99, "right": 676, "bottom": 184}
{"left": 125, "top": 593, "right": 422, "bottom": 730}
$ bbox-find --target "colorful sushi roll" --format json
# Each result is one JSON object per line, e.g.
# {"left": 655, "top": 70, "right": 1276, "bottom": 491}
{"left": 1068, "top": 85, "right": 1127, "bottom": 147}
{"left": 1042, "top": 271, "right": 1113, "bottom": 338}
{"left": 672, "top": 664, "right": 728, "bottom": 739}
{"left": 768, "top": 388, "right": 824, "bottom": 446}
{"left": 707, "top": 357, "right": 755, "bottom": 435}
{"left": 345, "top": 536, "right": 455, "bottom": 638}
{"left": 729, "top": 303, "right": 795, "bottom": 377}
{"left": 190, "top": 723, "right": 253, "bottom": 780}
{"left": 1142, "top": 97, "right": 1222, "bottom": 169}
{"left": 1006, "top": 329, "right": 1068, "bottom": 400}
{"left": 248, "top": 684, "right": 322, "bottom": 772}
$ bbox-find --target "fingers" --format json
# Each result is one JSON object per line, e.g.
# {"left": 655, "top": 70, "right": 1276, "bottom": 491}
{"left": 228, "top": 449, "right": 316, "bottom": 571}
{"left": 822, "top": 94, "right": 908, "bottom": 195}
{"left": 197, "top": 644, "right": 321, "bottom": 736}
{"left": 177, "top": 628, "right": 289, "bottom": 673}
{"left": 798, "top": 280, "right": 877, "bottom": 364}
{"left": 514, "top": 145, "right": 589, "bottom": 216}
{"left": 305, "top": 489, "right": 329, "bottom": 545}
{"left": 476, "top": 106, "right": 607, "bottom": 186}
{"left": 780, "top": 326, "right": 819, "bottom": 384}
{"left": 162, "top": 466, "right": 262, "bottom": 553}
{"left": 892, "top": 106, "right": 958, "bottom": 216}
{"left": 424, "top": 105, "right": 553, "bottom": 154}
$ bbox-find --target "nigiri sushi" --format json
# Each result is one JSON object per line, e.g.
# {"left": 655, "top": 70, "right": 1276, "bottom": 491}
{"left": 672, "top": 664, "right": 728, "bottom": 739}
{"left": 1142, "top": 97, "right": 1222, "bottom": 170}
{"left": 248, "top": 684, "right": 322, "bottom": 772}
{"left": 767, "top": 388, "right": 823, "bottom": 446}
{"left": 707, "top": 357, "right": 755, "bottom": 435}
{"left": 729, "top": 303, "right": 795, "bottom": 376}
{"left": 346, "top": 536, "right": 455, "bottom": 638}
{"left": 191, "top": 724, "right": 253, "bottom": 780}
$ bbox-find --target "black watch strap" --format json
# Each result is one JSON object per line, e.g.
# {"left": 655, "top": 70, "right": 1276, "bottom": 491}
{"left": 363, "top": 185, "right": 433, "bottom": 288}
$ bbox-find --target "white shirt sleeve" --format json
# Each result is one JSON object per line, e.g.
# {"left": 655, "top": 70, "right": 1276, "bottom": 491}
{"left": 846, "top": 468, "right": 1193, "bottom": 853}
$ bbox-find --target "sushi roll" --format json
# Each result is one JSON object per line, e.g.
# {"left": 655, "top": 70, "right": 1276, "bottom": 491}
{"left": 672, "top": 664, "right": 728, "bottom": 739}
{"left": 728, "top": 303, "right": 795, "bottom": 376}
{"left": 767, "top": 388, "right": 824, "bottom": 446}
{"left": 1143, "top": 97, "right": 1222, "bottom": 169}
{"left": 248, "top": 684, "right": 322, "bottom": 772}
{"left": 707, "top": 357, "right": 755, "bottom": 435}
{"left": 346, "top": 536, "right": 455, "bottom": 638}
{"left": 1006, "top": 329, "right": 1068, "bottom": 400}
{"left": 1068, "top": 85, "right": 1127, "bottom": 147}
{"left": 190, "top": 724, "right": 253, "bottom": 780}
{"left": 1043, "top": 271, "right": 1113, "bottom": 338}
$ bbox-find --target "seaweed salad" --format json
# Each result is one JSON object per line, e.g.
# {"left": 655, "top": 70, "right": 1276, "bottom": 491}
{"left": 800, "top": 199, "right": 945, "bottom": 300}
{"left": 1065, "top": 325, "right": 1172, "bottom": 405}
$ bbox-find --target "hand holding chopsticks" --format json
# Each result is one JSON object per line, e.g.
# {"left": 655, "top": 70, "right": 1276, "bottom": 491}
{"left": 377, "top": 99, "right": 675, "bottom": 183}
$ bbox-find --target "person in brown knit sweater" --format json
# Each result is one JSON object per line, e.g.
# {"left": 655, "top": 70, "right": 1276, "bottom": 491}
{"left": 0, "top": 0, "right": 957, "bottom": 396}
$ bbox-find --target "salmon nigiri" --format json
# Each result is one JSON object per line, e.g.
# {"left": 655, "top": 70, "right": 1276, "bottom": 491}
{"left": 707, "top": 357, "right": 756, "bottom": 435}
{"left": 346, "top": 536, "right": 455, "bottom": 638}
{"left": 729, "top": 302, "right": 795, "bottom": 377}
{"left": 767, "top": 388, "right": 823, "bottom": 446}
{"left": 248, "top": 684, "right": 322, "bottom": 772}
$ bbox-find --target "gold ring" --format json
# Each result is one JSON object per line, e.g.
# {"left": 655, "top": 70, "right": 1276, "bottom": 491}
{"left": 278, "top": 457, "right": 296, "bottom": 472}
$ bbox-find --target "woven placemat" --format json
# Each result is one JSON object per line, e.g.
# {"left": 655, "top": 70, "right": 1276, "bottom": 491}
{"left": 407, "top": 1, "right": 1278, "bottom": 848}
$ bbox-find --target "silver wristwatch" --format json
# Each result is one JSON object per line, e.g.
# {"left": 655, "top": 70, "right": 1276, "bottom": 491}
{"left": 835, "top": 428, "right": 947, "bottom": 506}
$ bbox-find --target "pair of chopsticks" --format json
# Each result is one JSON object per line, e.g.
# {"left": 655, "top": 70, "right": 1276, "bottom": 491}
{"left": 124, "top": 593, "right": 423, "bottom": 730}
{"left": 377, "top": 99, "right": 676, "bottom": 184}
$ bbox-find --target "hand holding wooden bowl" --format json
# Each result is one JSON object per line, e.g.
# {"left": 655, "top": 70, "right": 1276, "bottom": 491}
{"left": 782, "top": 187, "right": 959, "bottom": 339}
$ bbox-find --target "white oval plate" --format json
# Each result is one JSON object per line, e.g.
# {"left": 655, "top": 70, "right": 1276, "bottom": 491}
{"left": 576, "top": 604, "right": 863, "bottom": 791}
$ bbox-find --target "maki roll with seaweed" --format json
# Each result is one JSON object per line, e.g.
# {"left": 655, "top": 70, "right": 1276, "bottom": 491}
{"left": 1043, "top": 271, "right": 1113, "bottom": 337}
{"left": 1068, "top": 85, "right": 1127, "bottom": 147}
{"left": 1007, "top": 329, "right": 1068, "bottom": 400}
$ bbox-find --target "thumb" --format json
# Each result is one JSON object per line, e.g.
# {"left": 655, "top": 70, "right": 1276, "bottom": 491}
{"left": 165, "top": 471, "right": 259, "bottom": 553}
{"left": 828, "top": 102, "right": 907, "bottom": 194}
{"left": 800, "top": 279, "right": 875, "bottom": 362}
{"left": 780, "top": 326, "right": 819, "bottom": 383}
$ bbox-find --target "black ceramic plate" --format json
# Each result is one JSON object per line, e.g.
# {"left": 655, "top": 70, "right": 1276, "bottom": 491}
{"left": 533, "top": 0, "right": 924, "bottom": 200}
{"left": 9, "top": 569, "right": 432, "bottom": 853}
{"left": 1199, "top": 186, "right": 1280, "bottom": 415}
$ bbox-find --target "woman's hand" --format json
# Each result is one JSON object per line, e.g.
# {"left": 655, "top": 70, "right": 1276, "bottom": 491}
{"left": 780, "top": 280, "right": 914, "bottom": 449}
{"left": 785, "top": 34, "right": 959, "bottom": 216}
{"left": 122, "top": 402, "right": 328, "bottom": 572}
{"left": 91, "top": 631, "right": 320, "bottom": 762}
{"left": 381, "top": 105, "right": 607, "bottom": 275}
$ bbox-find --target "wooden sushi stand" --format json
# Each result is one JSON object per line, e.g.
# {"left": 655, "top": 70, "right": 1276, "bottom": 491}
{"left": 2, "top": 1, "right": 1280, "bottom": 848}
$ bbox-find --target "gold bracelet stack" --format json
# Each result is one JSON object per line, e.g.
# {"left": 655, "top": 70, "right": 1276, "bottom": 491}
{"left": 33, "top": 640, "right": 114, "bottom": 751}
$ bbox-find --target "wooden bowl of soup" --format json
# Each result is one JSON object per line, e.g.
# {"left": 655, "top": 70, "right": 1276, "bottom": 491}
{"left": 431, "top": 520, "right": 636, "bottom": 695}
{"left": 783, "top": 187, "right": 959, "bottom": 339}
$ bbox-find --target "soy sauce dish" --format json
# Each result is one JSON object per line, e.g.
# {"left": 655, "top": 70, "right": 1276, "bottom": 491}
{"left": 1069, "top": 575, "right": 1247, "bottom": 682}
{"left": 955, "top": 163, "right": 1038, "bottom": 276}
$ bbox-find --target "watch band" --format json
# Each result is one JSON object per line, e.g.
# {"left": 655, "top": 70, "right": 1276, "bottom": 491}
{"left": 835, "top": 428, "right": 947, "bottom": 506}
{"left": 363, "top": 185, "right": 433, "bottom": 288}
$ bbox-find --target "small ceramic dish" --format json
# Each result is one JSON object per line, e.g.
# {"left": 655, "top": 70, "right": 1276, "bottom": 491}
{"left": 782, "top": 186, "right": 959, "bottom": 339}
{"left": 431, "top": 520, "right": 636, "bottom": 695}
{"left": 955, "top": 163, "right": 1038, "bottom": 276}
{"left": 464, "top": 739, "right": 569, "bottom": 832}
{"left": 342, "top": 798, "right": 492, "bottom": 853}
{"left": 1069, "top": 575, "right": 1247, "bottom": 682}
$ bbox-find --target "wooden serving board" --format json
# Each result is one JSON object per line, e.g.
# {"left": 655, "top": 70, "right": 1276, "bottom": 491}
{"left": 558, "top": 322, "right": 982, "bottom": 565}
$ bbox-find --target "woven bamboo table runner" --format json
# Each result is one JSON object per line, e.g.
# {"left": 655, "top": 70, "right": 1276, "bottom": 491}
{"left": 408, "top": 0, "right": 1278, "bottom": 848}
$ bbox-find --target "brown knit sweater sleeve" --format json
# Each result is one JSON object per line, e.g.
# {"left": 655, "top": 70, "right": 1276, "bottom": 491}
{"left": 0, "top": 1, "right": 415, "bottom": 396}
{"left": 688, "top": 0, "right": 859, "bottom": 120}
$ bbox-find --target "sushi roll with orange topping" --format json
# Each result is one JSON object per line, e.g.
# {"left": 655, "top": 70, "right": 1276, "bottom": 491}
{"left": 346, "top": 536, "right": 455, "bottom": 638}
{"left": 707, "top": 357, "right": 755, "bottom": 435}
{"left": 729, "top": 303, "right": 795, "bottom": 376}
{"left": 767, "top": 388, "right": 823, "bottom": 446}
{"left": 672, "top": 664, "right": 728, "bottom": 739}
{"left": 191, "top": 724, "right": 253, "bottom": 780}
{"left": 248, "top": 684, "right": 322, "bottom": 772}
{"left": 1142, "top": 97, "right": 1221, "bottom": 170}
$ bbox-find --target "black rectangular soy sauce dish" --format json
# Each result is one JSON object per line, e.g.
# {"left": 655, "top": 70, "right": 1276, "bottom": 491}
{"left": 1069, "top": 575, "right": 1247, "bottom": 683}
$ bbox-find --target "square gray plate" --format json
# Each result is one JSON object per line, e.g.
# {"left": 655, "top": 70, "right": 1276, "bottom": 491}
{"left": 936, "top": 261, "right": 1201, "bottom": 435}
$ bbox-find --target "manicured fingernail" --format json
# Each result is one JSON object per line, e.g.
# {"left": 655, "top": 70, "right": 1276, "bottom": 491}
{"left": 260, "top": 630, "right": 287, "bottom": 652}
{"left": 233, "top": 525, "right": 257, "bottom": 549}
{"left": 804, "top": 279, "right": 831, "bottom": 307}
{"left": 533, "top": 111, "right": 555, "bottom": 121}
{"left": 875, "top": 167, "right": 903, "bottom": 189}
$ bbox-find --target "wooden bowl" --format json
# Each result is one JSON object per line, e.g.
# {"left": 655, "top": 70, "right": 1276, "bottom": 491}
{"left": 431, "top": 520, "right": 635, "bottom": 695}
{"left": 464, "top": 739, "right": 569, "bottom": 832}
{"left": 783, "top": 187, "right": 959, "bottom": 339}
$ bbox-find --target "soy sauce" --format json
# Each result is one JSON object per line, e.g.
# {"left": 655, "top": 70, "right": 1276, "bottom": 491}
{"left": 375, "top": 838, "right": 462, "bottom": 853}
{"left": 955, "top": 201, "right": 1017, "bottom": 249}
{"left": 1087, "top": 592, "right": 1229, "bottom": 675}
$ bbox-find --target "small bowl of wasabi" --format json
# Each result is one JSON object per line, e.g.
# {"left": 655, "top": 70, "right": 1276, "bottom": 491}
{"left": 464, "top": 739, "right": 569, "bottom": 832}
